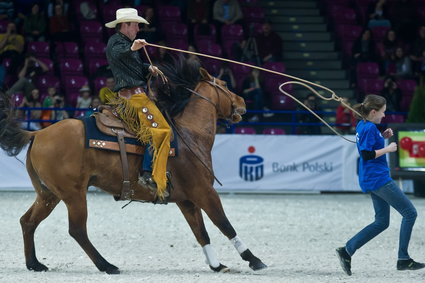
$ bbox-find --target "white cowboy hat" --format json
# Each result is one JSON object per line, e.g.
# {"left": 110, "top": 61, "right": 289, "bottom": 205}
{"left": 105, "top": 8, "right": 149, "bottom": 28}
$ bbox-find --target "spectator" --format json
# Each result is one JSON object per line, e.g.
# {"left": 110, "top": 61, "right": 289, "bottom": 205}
{"left": 410, "top": 25, "right": 425, "bottom": 74}
{"left": 335, "top": 97, "right": 356, "bottom": 134}
{"left": 42, "top": 86, "right": 61, "bottom": 108}
{"left": 79, "top": 1, "right": 96, "bottom": 20}
{"left": 255, "top": 20, "right": 282, "bottom": 63}
{"left": 84, "top": 96, "right": 101, "bottom": 117}
{"left": 187, "top": 0, "right": 210, "bottom": 42}
{"left": 381, "top": 30, "right": 399, "bottom": 73}
{"left": 51, "top": 96, "right": 68, "bottom": 121}
{"left": 0, "top": 0, "right": 14, "bottom": 21}
{"left": 390, "top": 47, "right": 412, "bottom": 79}
{"left": 98, "top": 76, "right": 116, "bottom": 104}
{"left": 241, "top": 68, "right": 268, "bottom": 122}
{"left": 23, "top": 3, "right": 47, "bottom": 42}
{"left": 217, "top": 62, "right": 236, "bottom": 92}
{"left": 138, "top": 6, "right": 162, "bottom": 43}
{"left": 352, "top": 29, "right": 377, "bottom": 63}
{"left": 75, "top": 85, "right": 92, "bottom": 117}
{"left": 380, "top": 76, "right": 402, "bottom": 112}
{"left": 367, "top": 0, "right": 391, "bottom": 29}
{"left": 0, "top": 22, "right": 25, "bottom": 74}
{"left": 298, "top": 94, "right": 322, "bottom": 135}
{"left": 18, "top": 87, "right": 42, "bottom": 130}
{"left": 6, "top": 53, "right": 49, "bottom": 99}
{"left": 213, "top": 0, "right": 243, "bottom": 42}
{"left": 49, "top": 3, "right": 74, "bottom": 42}
{"left": 47, "top": 0, "right": 69, "bottom": 18}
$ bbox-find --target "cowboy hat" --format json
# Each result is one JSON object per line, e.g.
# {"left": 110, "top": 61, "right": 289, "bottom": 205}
{"left": 105, "top": 8, "right": 149, "bottom": 28}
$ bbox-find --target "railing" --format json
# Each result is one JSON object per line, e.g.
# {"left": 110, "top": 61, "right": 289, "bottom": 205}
{"left": 16, "top": 107, "right": 408, "bottom": 133}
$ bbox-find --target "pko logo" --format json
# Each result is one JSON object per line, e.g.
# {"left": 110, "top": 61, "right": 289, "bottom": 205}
{"left": 239, "top": 146, "right": 264, "bottom": 181}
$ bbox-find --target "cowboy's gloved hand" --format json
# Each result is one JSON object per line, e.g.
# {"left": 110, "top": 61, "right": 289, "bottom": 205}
{"left": 149, "top": 65, "right": 160, "bottom": 77}
{"left": 131, "top": 39, "right": 148, "bottom": 51}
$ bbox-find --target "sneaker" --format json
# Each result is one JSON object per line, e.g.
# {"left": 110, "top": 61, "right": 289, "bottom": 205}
{"left": 336, "top": 247, "right": 352, "bottom": 276}
{"left": 262, "top": 107, "right": 274, "bottom": 118}
{"left": 248, "top": 115, "right": 259, "bottom": 122}
{"left": 397, "top": 259, "right": 425, "bottom": 271}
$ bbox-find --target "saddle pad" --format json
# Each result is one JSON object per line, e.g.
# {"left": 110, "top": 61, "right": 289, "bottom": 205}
{"left": 81, "top": 116, "right": 178, "bottom": 156}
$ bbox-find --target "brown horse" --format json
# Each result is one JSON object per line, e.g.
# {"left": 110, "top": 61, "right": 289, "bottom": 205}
{"left": 0, "top": 58, "right": 267, "bottom": 274}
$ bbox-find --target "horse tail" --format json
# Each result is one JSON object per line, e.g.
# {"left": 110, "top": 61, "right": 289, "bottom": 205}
{"left": 0, "top": 103, "right": 34, "bottom": 157}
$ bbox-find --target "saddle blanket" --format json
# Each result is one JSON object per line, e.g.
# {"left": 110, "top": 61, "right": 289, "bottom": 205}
{"left": 81, "top": 116, "right": 178, "bottom": 156}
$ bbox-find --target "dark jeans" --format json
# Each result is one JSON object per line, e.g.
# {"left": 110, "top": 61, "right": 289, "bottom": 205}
{"left": 142, "top": 144, "right": 153, "bottom": 172}
{"left": 243, "top": 88, "right": 264, "bottom": 110}
{"left": 346, "top": 181, "right": 417, "bottom": 260}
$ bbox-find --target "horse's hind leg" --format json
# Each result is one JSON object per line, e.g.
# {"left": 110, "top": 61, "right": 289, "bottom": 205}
{"left": 63, "top": 192, "right": 119, "bottom": 274}
{"left": 177, "top": 200, "right": 229, "bottom": 272}
{"left": 199, "top": 192, "right": 267, "bottom": 271}
{"left": 20, "top": 188, "right": 60, "bottom": 271}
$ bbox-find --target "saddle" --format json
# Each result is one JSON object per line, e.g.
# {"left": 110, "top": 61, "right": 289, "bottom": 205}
{"left": 90, "top": 106, "right": 175, "bottom": 201}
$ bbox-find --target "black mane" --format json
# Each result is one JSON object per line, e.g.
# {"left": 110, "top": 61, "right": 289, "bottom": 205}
{"left": 156, "top": 55, "right": 202, "bottom": 117}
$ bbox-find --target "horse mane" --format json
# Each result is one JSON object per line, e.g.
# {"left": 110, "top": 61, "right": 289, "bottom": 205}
{"left": 156, "top": 55, "right": 202, "bottom": 117}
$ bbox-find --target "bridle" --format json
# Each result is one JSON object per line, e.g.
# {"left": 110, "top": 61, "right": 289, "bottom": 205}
{"left": 185, "top": 77, "right": 240, "bottom": 123}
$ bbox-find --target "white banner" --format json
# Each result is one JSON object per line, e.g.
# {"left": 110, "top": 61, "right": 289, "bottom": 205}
{"left": 212, "top": 134, "right": 359, "bottom": 191}
{"left": 0, "top": 135, "right": 412, "bottom": 192}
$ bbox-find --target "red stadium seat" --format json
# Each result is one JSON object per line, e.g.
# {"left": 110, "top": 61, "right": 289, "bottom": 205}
{"left": 242, "top": 7, "right": 265, "bottom": 23}
{"left": 356, "top": 62, "right": 380, "bottom": 80}
{"left": 56, "top": 42, "right": 80, "bottom": 59}
{"left": 397, "top": 79, "right": 417, "bottom": 96}
{"left": 271, "top": 94, "right": 296, "bottom": 110}
{"left": 234, "top": 127, "right": 256, "bottom": 134}
{"left": 59, "top": 58, "right": 84, "bottom": 76}
{"left": 221, "top": 24, "right": 244, "bottom": 41}
{"left": 27, "top": 41, "right": 50, "bottom": 58}
{"left": 262, "top": 128, "right": 286, "bottom": 135}
{"left": 35, "top": 75, "right": 61, "bottom": 93}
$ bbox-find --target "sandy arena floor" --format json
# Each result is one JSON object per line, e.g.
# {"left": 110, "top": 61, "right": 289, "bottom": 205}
{"left": 1, "top": 191, "right": 425, "bottom": 283}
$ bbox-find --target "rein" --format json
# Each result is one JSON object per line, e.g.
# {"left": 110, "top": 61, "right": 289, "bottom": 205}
{"left": 146, "top": 42, "right": 360, "bottom": 144}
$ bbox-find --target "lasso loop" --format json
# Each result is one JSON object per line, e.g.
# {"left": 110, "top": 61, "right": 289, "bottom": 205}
{"left": 146, "top": 42, "right": 358, "bottom": 143}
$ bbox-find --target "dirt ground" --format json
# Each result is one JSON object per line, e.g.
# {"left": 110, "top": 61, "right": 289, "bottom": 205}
{"left": 1, "top": 191, "right": 425, "bottom": 283}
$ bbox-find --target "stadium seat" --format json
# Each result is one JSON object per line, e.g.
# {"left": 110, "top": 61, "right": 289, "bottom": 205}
{"left": 158, "top": 5, "right": 181, "bottom": 27}
{"left": 80, "top": 20, "right": 103, "bottom": 41}
{"left": 270, "top": 94, "right": 296, "bottom": 110}
{"left": 201, "top": 58, "right": 221, "bottom": 76}
{"left": 84, "top": 41, "right": 107, "bottom": 59}
{"left": 357, "top": 78, "right": 384, "bottom": 94}
{"left": 328, "top": 6, "right": 357, "bottom": 25}
{"left": 356, "top": 62, "right": 380, "bottom": 80}
{"left": 397, "top": 79, "right": 417, "bottom": 96}
{"left": 262, "top": 128, "right": 286, "bottom": 135}
{"left": 27, "top": 41, "right": 50, "bottom": 58}
{"left": 221, "top": 24, "right": 244, "bottom": 42}
{"left": 38, "top": 57, "right": 54, "bottom": 75}
{"left": 335, "top": 25, "right": 362, "bottom": 41}
{"left": 193, "top": 24, "right": 216, "bottom": 43}
{"left": 198, "top": 42, "right": 222, "bottom": 57}
{"left": 35, "top": 75, "right": 61, "bottom": 93}
{"left": 11, "top": 93, "right": 24, "bottom": 106}
{"left": 88, "top": 58, "right": 108, "bottom": 76}
{"left": 163, "top": 22, "right": 188, "bottom": 42}
{"left": 93, "top": 77, "right": 106, "bottom": 93}
{"left": 59, "top": 58, "right": 84, "bottom": 76}
{"left": 234, "top": 127, "right": 256, "bottom": 134}
{"left": 242, "top": 7, "right": 265, "bottom": 24}
{"left": 62, "top": 75, "right": 89, "bottom": 96}
{"left": 56, "top": 42, "right": 80, "bottom": 59}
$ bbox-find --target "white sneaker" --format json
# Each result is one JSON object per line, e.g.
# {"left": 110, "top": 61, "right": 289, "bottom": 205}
{"left": 248, "top": 115, "right": 259, "bottom": 122}
{"left": 263, "top": 107, "right": 274, "bottom": 118}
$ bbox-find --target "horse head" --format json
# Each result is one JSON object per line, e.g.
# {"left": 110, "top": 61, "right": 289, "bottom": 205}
{"left": 199, "top": 68, "right": 246, "bottom": 123}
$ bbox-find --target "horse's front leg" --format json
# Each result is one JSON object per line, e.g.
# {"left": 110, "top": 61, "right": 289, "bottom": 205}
{"left": 63, "top": 193, "right": 119, "bottom": 274}
{"left": 199, "top": 190, "right": 267, "bottom": 271}
{"left": 176, "top": 200, "right": 230, "bottom": 272}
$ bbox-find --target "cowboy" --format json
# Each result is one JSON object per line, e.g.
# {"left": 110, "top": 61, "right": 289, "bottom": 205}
{"left": 105, "top": 8, "right": 171, "bottom": 198}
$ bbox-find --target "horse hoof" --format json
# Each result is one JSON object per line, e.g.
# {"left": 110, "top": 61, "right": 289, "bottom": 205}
{"left": 27, "top": 262, "right": 48, "bottom": 272}
{"left": 105, "top": 265, "right": 120, "bottom": 274}
{"left": 209, "top": 263, "right": 230, "bottom": 273}
{"left": 249, "top": 260, "right": 267, "bottom": 271}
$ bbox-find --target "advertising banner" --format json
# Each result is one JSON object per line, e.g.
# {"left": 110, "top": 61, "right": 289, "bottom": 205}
{"left": 212, "top": 134, "right": 360, "bottom": 192}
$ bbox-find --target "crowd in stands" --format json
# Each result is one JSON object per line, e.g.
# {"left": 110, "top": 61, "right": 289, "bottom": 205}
{"left": 0, "top": 0, "right": 286, "bottom": 131}
{"left": 328, "top": 0, "right": 425, "bottom": 122}
{"left": 2, "top": 0, "right": 423, "bottom": 134}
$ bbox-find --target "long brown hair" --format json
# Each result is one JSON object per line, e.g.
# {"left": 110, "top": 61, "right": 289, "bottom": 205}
{"left": 352, "top": 94, "right": 386, "bottom": 120}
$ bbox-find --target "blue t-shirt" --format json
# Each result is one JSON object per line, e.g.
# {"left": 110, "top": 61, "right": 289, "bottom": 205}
{"left": 356, "top": 120, "right": 392, "bottom": 192}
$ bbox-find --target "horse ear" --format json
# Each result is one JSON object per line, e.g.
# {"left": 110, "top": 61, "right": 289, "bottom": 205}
{"left": 199, "top": 67, "right": 211, "bottom": 80}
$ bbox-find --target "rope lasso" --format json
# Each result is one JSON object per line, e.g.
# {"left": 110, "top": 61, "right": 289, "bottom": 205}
{"left": 145, "top": 42, "right": 360, "bottom": 143}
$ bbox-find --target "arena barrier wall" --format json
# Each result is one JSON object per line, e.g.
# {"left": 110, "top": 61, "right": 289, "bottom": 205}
{"left": 0, "top": 135, "right": 413, "bottom": 192}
